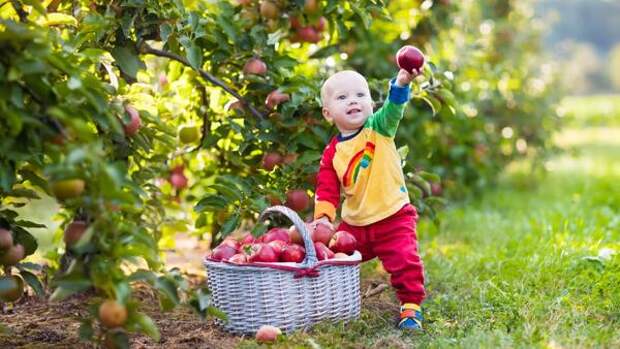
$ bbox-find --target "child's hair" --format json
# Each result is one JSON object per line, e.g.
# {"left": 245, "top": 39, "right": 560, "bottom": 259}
{"left": 320, "top": 70, "right": 368, "bottom": 106}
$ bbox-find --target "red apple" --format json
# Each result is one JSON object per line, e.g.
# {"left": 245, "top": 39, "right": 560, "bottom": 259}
{"left": 297, "top": 26, "right": 321, "bottom": 43}
{"left": 263, "top": 227, "right": 291, "bottom": 244}
{"left": 259, "top": 1, "right": 279, "bottom": 20}
{"left": 248, "top": 243, "right": 278, "bottom": 263}
{"left": 64, "top": 220, "right": 88, "bottom": 247}
{"left": 0, "top": 228, "right": 13, "bottom": 250}
{"left": 288, "top": 224, "right": 306, "bottom": 245}
{"left": 265, "top": 90, "right": 290, "bottom": 110}
{"left": 311, "top": 223, "right": 334, "bottom": 245}
{"left": 262, "top": 152, "right": 283, "bottom": 171}
{"left": 267, "top": 240, "right": 287, "bottom": 259}
{"left": 243, "top": 57, "right": 267, "bottom": 76}
{"left": 281, "top": 244, "right": 305, "bottom": 263}
{"left": 314, "top": 242, "right": 334, "bottom": 261}
{"left": 220, "top": 237, "right": 240, "bottom": 251}
{"left": 239, "top": 233, "right": 255, "bottom": 245}
{"left": 395, "top": 45, "right": 425, "bottom": 74}
{"left": 211, "top": 244, "right": 237, "bottom": 261}
{"left": 169, "top": 172, "right": 188, "bottom": 189}
{"left": 328, "top": 231, "right": 357, "bottom": 255}
{"left": 256, "top": 325, "right": 282, "bottom": 343}
{"left": 303, "top": 0, "right": 319, "bottom": 14}
{"left": 285, "top": 189, "right": 310, "bottom": 212}
{"left": 123, "top": 105, "right": 142, "bottom": 136}
{"left": 228, "top": 253, "right": 247, "bottom": 264}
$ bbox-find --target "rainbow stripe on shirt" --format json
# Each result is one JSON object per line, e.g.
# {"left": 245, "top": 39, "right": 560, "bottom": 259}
{"left": 342, "top": 142, "right": 375, "bottom": 187}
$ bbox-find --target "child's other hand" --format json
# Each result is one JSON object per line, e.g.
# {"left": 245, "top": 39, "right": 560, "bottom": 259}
{"left": 395, "top": 68, "right": 418, "bottom": 87}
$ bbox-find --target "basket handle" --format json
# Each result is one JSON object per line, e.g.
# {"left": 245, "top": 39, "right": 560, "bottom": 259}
{"left": 259, "top": 205, "right": 318, "bottom": 267}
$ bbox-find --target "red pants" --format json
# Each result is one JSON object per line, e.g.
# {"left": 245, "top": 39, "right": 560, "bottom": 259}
{"left": 337, "top": 204, "right": 425, "bottom": 305}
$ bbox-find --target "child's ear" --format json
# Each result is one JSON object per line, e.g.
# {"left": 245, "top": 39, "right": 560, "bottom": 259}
{"left": 322, "top": 107, "right": 333, "bottom": 124}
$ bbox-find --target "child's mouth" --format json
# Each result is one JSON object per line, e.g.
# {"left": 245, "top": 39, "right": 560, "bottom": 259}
{"left": 347, "top": 108, "right": 361, "bottom": 115}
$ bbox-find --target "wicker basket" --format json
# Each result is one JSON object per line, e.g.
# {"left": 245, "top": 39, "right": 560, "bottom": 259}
{"left": 204, "top": 205, "right": 361, "bottom": 334}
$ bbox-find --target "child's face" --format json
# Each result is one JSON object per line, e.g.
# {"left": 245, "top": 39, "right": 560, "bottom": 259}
{"left": 321, "top": 71, "right": 374, "bottom": 133}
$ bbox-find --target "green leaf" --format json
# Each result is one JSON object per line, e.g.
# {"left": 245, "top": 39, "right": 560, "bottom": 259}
{"left": 128, "top": 269, "right": 157, "bottom": 283}
{"left": 134, "top": 313, "right": 161, "bottom": 341}
{"left": 351, "top": 4, "right": 371, "bottom": 29}
{"left": 207, "top": 306, "right": 227, "bottom": 320}
{"left": 12, "top": 227, "right": 38, "bottom": 256}
{"left": 154, "top": 277, "right": 180, "bottom": 310}
{"left": 14, "top": 220, "right": 46, "bottom": 228}
{"left": 210, "top": 184, "right": 242, "bottom": 202}
{"left": 418, "top": 171, "right": 440, "bottom": 183}
{"left": 185, "top": 43, "right": 202, "bottom": 70}
{"left": 194, "top": 195, "right": 228, "bottom": 212}
{"left": 114, "top": 281, "right": 131, "bottom": 304}
{"left": 18, "top": 270, "right": 45, "bottom": 297}
{"left": 111, "top": 46, "right": 146, "bottom": 80}
{"left": 40, "top": 13, "right": 78, "bottom": 27}
{"left": 195, "top": 214, "right": 207, "bottom": 229}
{"left": 219, "top": 214, "right": 240, "bottom": 236}
{"left": 50, "top": 278, "right": 91, "bottom": 302}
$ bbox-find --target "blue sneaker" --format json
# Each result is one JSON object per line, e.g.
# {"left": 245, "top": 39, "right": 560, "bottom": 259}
{"left": 398, "top": 303, "right": 423, "bottom": 330}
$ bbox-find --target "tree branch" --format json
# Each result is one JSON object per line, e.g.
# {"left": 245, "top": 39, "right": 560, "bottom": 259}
{"left": 191, "top": 83, "right": 210, "bottom": 153}
{"left": 140, "top": 44, "right": 265, "bottom": 120}
{"left": 10, "top": 0, "right": 27, "bottom": 22}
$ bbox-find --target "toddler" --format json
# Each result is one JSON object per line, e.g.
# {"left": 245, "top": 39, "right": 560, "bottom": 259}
{"left": 311, "top": 69, "right": 425, "bottom": 330}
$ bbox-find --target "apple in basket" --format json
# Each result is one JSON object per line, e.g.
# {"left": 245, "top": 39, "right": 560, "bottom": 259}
{"left": 211, "top": 244, "right": 237, "bottom": 261}
{"left": 288, "top": 224, "right": 308, "bottom": 245}
{"left": 248, "top": 243, "right": 279, "bottom": 263}
{"left": 220, "top": 237, "right": 240, "bottom": 250}
{"left": 314, "top": 241, "right": 335, "bottom": 261}
{"left": 267, "top": 240, "right": 287, "bottom": 259}
{"left": 328, "top": 231, "right": 357, "bottom": 255}
{"left": 281, "top": 244, "right": 305, "bottom": 263}
{"left": 228, "top": 253, "right": 248, "bottom": 264}
{"left": 239, "top": 232, "right": 255, "bottom": 245}
{"left": 256, "top": 325, "right": 282, "bottom": 343}
{"left": 262, "top": 227, "right": 290, "bottom": 243}
{"left": 311, "top": 223, "right": 335, "bottom": 245}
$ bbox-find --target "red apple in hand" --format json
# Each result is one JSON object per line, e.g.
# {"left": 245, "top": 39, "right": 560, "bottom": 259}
{"left": 263, "top": 227, "right": 290, "bottom": 243}
{"left": 248, "top": 243, "right": 278, "bottom": 262}
{"left": 314, "top": 242, "right": 335, "bottom": 261}
{"left": 211, "top": 244, "right": 237, "bottom": 261}
{"left": 396, "top": 45, "right": 425, "bottom": 74}
{"left": 328, "top": 231, "right": 357, "bottom": 255}
{"left": 311, "top": 223, "right": 335, "bottom": 245}
{"left": 281, "top": 244, "right": 305, "bottom": 263}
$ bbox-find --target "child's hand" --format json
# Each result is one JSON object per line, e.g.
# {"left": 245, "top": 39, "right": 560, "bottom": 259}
{"left": 395, "top": 68, "right": 419, "bottom": 87}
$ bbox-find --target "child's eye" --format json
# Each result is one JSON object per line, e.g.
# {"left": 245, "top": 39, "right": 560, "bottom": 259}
{"left": 337, "top": 95, "right": 346, "bottom": 100}
{"left": 357, "top": 92, "right": 365, "bottom": 97}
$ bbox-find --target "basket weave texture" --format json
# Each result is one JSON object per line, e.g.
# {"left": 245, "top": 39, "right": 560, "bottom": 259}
{"left": 204, "top": 205, "right": 361, "bottom": 334}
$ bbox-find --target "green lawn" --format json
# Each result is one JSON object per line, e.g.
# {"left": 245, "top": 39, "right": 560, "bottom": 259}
{"left": 238, "top": 95, "right": 620, "bottom": 348}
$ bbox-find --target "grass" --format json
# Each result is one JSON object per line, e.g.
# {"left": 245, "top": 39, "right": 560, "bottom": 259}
{"left": 236, "top": 95, "right": 620, "bottom": 348}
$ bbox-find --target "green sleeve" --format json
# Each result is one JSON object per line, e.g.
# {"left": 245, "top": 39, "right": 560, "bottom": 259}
{"left": 364, "top": 100, "right": 406, "bottom": 138}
